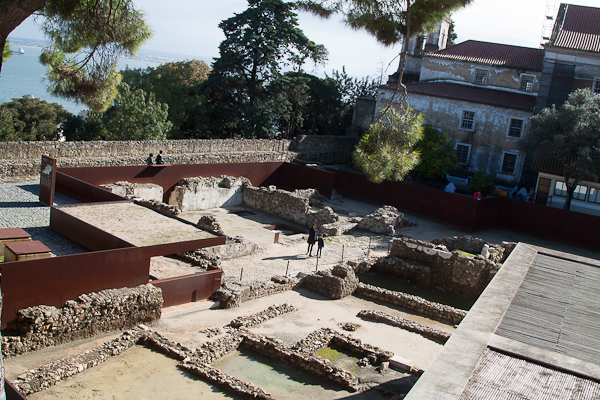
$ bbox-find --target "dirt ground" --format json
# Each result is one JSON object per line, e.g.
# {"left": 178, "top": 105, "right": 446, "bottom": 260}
{"left": 60, "top": 202, "right": 215, "bottom": 246}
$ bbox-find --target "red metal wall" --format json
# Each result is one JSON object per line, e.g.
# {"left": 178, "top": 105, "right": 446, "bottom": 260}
{"left": 57, "top": 162, "right": 286, "bottom": 202}
{"left": 152, "top": 270, "right": 223, "bottom": 307}
{"left": 56, "top": 171, "right": 125, "bottom": 203}
{"left": 0, "top": 247, "right": 150, "bottom": 328}
{"left": 263, "top": 163, "right": 335, "bottom": 198}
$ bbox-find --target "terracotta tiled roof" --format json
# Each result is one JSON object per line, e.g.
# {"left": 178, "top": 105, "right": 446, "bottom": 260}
{"left": 550, "top": 4, "right": 600, "bottom": 53}
{"left": 399, "top": 82, "right": 537, "bottom": 112}
{"left": 426, "top": 40, "right": 544, "bottom": 71}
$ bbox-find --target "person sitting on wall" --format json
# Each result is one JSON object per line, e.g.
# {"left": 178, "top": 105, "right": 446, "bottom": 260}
{"left": 146, "top": 153, "right": 154, "bottom": 165}
{"left": 155, "top": 150, "right": 165, "bottom": 165}
{"left": 473, "top": 191, "right": 482, "bottom": 201}
{"left": 307, "top": 224, "right": 317, "bottom": 256}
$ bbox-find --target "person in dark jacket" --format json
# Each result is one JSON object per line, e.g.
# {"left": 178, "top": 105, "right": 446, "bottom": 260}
{"left": 307, "top": 224, "right": 317, "bottom": 256}
{"left": 155, "top": 150, "right": 165, "bottom": 165}
{"left": 316, "top": 233, "right": 324, "bottom": 257}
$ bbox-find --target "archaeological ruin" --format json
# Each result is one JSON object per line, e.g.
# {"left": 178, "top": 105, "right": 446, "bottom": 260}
{"left": 1, "top": 148, "right": 599, "bottom": 400}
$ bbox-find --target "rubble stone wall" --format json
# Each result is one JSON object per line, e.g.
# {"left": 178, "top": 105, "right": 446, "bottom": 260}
{"left": 242, "top": 185, "right": 310, "bottom": 223}
{"left": 354, "top": 283, "right": 467, "bottom": 325}
{"left": 2, "top": 284, "right": 163, "bottom": 358}
{"left": 301, "top": 264, "right": 359, "bottom": 300}
{"left": 214, "top": 277, "right": 301, "bottom": 309}
{"left": 0, "top": 136, "right": 356, "bottom": 178}
{"left": 381, "top": 237, "right": 505, "bottom": 298}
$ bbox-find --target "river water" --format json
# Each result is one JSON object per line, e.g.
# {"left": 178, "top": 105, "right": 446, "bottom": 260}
{"left": 0, "top": 45, "right": 160, "bottom": 115}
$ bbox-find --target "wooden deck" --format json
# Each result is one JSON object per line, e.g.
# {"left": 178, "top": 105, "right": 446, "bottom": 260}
{"left": 495, "top": 253, "right": 600, "bottom": 365}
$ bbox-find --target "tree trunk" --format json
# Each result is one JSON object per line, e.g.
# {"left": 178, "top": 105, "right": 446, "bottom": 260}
{"left": 0, "top": 0, "right": 47, "bottom": 74}
{"left": 563, "top": 179, "right": 577, "bottom": 210}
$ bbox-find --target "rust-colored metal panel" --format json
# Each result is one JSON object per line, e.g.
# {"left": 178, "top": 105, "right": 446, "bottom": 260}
{"left": 264, "top": 163, "right": 335, "bottom": 198}
{"left": 141, "top": 236, "right": 226, "bottom": 259}
{"left": 50, "top": 205, "right": 135, "bottom": 251}
{"left": 6, "top": 379, "right": 28, "bottom": 400}
{"left": 152, "top": 269, "right": 223, "bottom": 307}
{"left": 56, "top": 171, "right": 125, "bottom": 203}
{"left": 329, "top": 168, "right": 482, "bottom": 231}
{"left": 39, "top": 155, "right": 57, "bottom": 205}
{"left": 57, "top": 163, "right": 285, "bottom": 201}
{"left": 0, "top": 246, "right": 150, "bottom": 328}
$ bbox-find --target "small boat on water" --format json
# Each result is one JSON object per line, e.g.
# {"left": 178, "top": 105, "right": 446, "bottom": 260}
{"left": 14, "top": 47, "right": 25, "bottom": 55}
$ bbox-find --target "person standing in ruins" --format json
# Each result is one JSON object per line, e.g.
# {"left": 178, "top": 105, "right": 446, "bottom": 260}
{"left": 316, "top": 233, "right": 324, "bottom": 257}
{"left": 307, "top": 224, "right": 317, "bottom": 256}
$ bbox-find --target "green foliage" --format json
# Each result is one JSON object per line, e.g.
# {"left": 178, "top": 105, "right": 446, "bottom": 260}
{"left": 38, "top": 0, "right": 152, "bottom": 111}
{"left": 0, "top": 107, "right": 27, "bottom": 141}
{"left": 525, "top": 89, "right": 600, "bottom": 210}
{"left": 63, "top": 83, "right": 171, "bottom": 141}
{"left": 411, "top": 125, "right": 456, "bottom": 179}
{"left": 0, "top": 96, "right": 70, "bottom": 141}
{"left": 352, "top": 105, "right": 423, "bottom": 183}
{"left": 201, "top": 0, "right": 327, "bottom": 138}
{"left": 121, "top": 60, "right": 211, "bottom": 138}
{"left": 468, "top": 170, "right": 495, "bottom": 195}
{"left": 2, "top": 39, "right": 11, "bottom": 63}
{"left": 447, "top": 19, "right": 457, "bottom": 46}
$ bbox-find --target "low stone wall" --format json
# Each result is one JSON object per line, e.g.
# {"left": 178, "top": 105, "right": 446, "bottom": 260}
{"left": 168, "top": 176, "right": 250, "bottom": 211}
{"left": 290, "top": 135, "right": 356, "bottom": 165}
{"left": 241, "top": 185, "right": 339, "bottom": 228}
{"left": 241, "top": 330, "right": 360, "bottom": 391}
{"left": 354, "top": 283, "right": 466, "bottom": 325}
{"left": 214, "top": 276, "right": 301, "bottom": 309}
{"left": 293, "top": 327, "right": 393, "bottom": 365}
{"left": 301, "top": 264, "right": 359, "bottom": 300}
{"left": 12, "top": 328, "right": 142, "bottom": 396}
{"left": 180, "top": 360, "right": 272, "bottom": 400}
{"left": 100, "top": 181, "right": 163, "bottom": 202}
{"left": 431, "top": 236, "right": 515, "bottom": 264}
{"left": 2, "top": 284, "right": 163, "bottom": 358}
{"left": 229, "top": 303, "right": 298, "bottom": 328}
{"left": 357, "top": 310, "right": 451, "bottom": 343}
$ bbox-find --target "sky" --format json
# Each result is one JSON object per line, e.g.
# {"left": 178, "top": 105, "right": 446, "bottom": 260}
{"left": 7, "top": 0, "right": 600, "bottom": 79}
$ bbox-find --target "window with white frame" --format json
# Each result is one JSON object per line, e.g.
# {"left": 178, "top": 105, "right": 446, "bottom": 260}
{"left": 588, "top": 187, "right": 600, "bottom": 203}
{"left": 518, "top": 74, "right": 535, "bottom": 92}
{"left": 455, "top": 143, "right": 471, "bottom": 165}
{"left": 501, "top": 152, "right": 518, "bottom": 174}
{"left": 593, "top": 78, "right": 600, "bottom": 94}
{"left": 507, "top": 118, "right": 524, "bottom": 138}
{"left": 554, "top": 181, "right": 588, "bottom": 200}
{"left": 474, "top": 69, "right": 489, "bottom": 85}
{"left": 460, "top": 110, "right": 475, "bottom": 130}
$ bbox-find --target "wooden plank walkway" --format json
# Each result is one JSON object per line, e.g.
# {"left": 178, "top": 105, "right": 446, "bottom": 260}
{"left": 495, "top": 253, "right": 600, "bottom": 365}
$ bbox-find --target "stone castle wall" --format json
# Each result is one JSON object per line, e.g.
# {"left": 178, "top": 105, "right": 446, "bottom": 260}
{"left": 0, "top": 136, "right": 355, "bottom": 178}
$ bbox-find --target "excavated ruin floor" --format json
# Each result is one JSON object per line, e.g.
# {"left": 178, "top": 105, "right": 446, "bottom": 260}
{"left": 4, "top": 176, "right": 600, "bottom": 399}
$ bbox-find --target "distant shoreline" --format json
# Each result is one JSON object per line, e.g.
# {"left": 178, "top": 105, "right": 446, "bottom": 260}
{"left": 8, "top": 36, "right": 213, "bottom": 66}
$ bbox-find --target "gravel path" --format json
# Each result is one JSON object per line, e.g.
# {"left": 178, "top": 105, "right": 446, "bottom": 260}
{"left": 0, "top": 177, "right": 85, "bottom": 256}
{"left": 219, "top": 234, "right": 392, "bottom": 284}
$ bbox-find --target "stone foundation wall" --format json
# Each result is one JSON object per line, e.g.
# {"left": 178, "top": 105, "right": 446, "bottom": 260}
{"left": 382, "top": 237, "right": 507, "bottom": 298}
{"left": 242, "top": 185, "right": 310, "bottom": 222}
{"left": 2, "top": 284, "right": 163, "bottom": 358}
{"left": 229, "top": 304, "right": 298, "bottom": 328}
{"left": 214, "top": 276, "right": 301, "bottom": 309}
{"left": 301, "top": 264, "right": 359, "bottom": 299}
{"left": 354, "top": 284, "right": 466, "bottom": 325}
{"left": 357, "top": 310, "right": 451, "bottom": 343}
